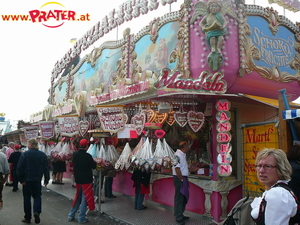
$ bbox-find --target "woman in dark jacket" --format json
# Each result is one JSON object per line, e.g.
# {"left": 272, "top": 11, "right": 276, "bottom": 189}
{"left": 131, "top": 168, "right": 151, "bottom": 210}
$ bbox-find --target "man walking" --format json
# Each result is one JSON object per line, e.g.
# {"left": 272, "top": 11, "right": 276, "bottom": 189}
{"left": 17, "top": 138, "right": 50, "bottom": 224}
{"left": 68, "top": 139, "right": 96, "bottom": 224}
{"left": 0, "top": 150, "right": 10, "bottom": 210}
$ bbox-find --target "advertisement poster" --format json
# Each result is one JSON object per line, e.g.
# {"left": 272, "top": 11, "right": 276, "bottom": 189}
{"left": 243, "top": 123, "right": 279, "bottom": 197}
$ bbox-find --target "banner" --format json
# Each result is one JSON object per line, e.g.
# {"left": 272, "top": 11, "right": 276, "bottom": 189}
{"left": 243, "top": 123, "right": 279, "bottom": 197}
{"left": 97, "top": 105, "right": 125, "bottom": 133}
{"left": 57, "top": 115, "right": 79, "bottom": 137}
{"left": 23, "top": 125, "right": 39, "bottom": 140}
{"left": 39, "top": 121, "right": 55, "bottom": 139}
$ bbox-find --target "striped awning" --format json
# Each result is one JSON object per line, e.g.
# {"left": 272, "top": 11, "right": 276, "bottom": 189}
{"left": 282, "top": 109, "right": 300, "bottom": 120}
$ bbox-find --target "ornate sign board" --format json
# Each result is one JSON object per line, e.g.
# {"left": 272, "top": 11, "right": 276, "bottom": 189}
{"left": 23, "top": 125, "right": 39, "bottom": 140}
{"left": 57, "top": 115, "right": 79, "bottom": 137}
{"left": 39, "top": 121, "right": 55, "bottom": 139}
{"left": 96, "top": 105, "right": 125, "bottom": 133}
{"left": 215, "top": 99, "right": 232, "bottom": 177}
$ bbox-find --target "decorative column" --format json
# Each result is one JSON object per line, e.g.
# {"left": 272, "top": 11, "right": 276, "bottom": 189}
{"left": 219, "top": 191, "right": 229, "bottom": 219}
{"left": 203, "top": 189, "right": 213, "bottom": 216}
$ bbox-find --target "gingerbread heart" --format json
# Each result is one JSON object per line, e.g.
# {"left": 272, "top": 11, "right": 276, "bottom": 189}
{"left": 187, "top": 111, "right": 205, "bottom": 132}
{"left": 132, "top": 113, "right": 146, "bottom": 135}
{"left": 79, "top": 120, "right": 90, "bottom": 136}
{"left": 154, "top": 112, "right": 168, "bottom": 124}
{"left": 174, "top": 111, "right": 188, "bottom": 127}
{"left": 142, "top": 109, "right": 157, "bottom": 123}
{"left": 166, "top": 111, "right": 176, "bottom": 126}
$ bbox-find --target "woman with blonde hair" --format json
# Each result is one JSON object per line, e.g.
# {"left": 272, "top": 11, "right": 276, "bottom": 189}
{"left": 251, "top": 148, "right": 297, "bottom": 225}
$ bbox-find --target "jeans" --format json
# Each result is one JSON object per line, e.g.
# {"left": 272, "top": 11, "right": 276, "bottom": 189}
{"left": 134, "top": 180, "right": 145, "bottom": 209}
{"left": 68, "top": 186, "right": 87, "bottom": 223}
{"left": 105, "top": 177, "right": 113, "bottom": 197}
{"left": 22, "top": 181, "right": 42, "bottom": 221}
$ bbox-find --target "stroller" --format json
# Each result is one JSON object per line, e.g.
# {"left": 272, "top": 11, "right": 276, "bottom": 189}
{"left": 213, "top": 195, "right": 255, "bottom": 225}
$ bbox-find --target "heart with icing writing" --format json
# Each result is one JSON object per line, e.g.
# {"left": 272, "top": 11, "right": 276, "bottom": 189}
{"left": 187, "top": 111, "right": 205, "bottom": 132}
{"left": 155, "top": 129, "right": 166, "bottom": 139}
{"left": 166, "top": 111, "right": 175, "bottom": 126}
{"left": 174, "top": 111, "right": 188, "bottom": 127}
{"left": 79, "top": 120, "right": 90, "bottom": 137}
{"left": 131, "top": 113, "right": 146, "bottom": 135}
{"left": 154, "top": 112, "right": 168, "bottom": 124}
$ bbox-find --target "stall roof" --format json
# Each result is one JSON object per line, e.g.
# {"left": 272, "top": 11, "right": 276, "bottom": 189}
{"left": 241, "top": 94, "right": 300, "bottom": 109}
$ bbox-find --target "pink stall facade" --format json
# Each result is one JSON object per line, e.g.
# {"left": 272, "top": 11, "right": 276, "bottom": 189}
{"left": 29, "top": 0, "right": 300, "bottom": 222}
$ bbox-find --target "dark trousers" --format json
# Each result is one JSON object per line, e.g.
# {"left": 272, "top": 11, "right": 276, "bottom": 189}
{"left": 0, "top": 173, "right": 3, "bottom": 203}
{"left": 22, "top": 181, "right": 42, "bottom": 221}
{"left": 173, "top": 178, "right": 187, "bottom": 222}
{"left": 105, "top": 177, "right": 113, "bottom": 197}
{"left": 134, "top": 180, "right": 145, "bottom": 209}
{"left": 12, "top": 169, "right": 19, "bottom": 191}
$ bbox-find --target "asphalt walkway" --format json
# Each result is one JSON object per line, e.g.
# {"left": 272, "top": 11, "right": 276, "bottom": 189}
{"left": 0, "top": 178, "right": 215, "bottom": 225}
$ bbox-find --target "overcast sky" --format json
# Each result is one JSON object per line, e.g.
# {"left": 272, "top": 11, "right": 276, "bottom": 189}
{"left": 0, "top": 0, "right": 299, "bottom": 125}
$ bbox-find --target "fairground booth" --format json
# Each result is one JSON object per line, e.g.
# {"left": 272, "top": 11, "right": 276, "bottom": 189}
{"left": 22, "top": 0, "right": 300, "bottom": 222}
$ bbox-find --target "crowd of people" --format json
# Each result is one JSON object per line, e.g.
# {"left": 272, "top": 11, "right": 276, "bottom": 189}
{"left": 1, "top": 139, "right": 300, "bottom": 225}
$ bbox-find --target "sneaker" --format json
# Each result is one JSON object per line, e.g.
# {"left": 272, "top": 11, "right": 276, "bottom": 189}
{"left": 22, "top": 218, "right": 31, "bottom": 223}
{"left": 34, "top": 212, "right": 40, "bottom": 224}
{"left": 68, "top": 217, "right": 75, "bottom": 222}
{"left": 78, "top": 218, "right": 89, "bottom": 224}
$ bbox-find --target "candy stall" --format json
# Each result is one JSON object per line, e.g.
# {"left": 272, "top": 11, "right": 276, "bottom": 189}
{"left": 27, "top": 0, "right": 300, "bottom": 221}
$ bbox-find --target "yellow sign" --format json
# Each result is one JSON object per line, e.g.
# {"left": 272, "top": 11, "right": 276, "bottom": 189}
{"left": 243, "top": 123, "right": 279, "bottom": 197}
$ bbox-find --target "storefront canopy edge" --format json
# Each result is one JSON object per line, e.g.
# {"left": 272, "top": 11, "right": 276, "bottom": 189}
{"left": 240, "top": 94, "right": 300, "bottom": 109}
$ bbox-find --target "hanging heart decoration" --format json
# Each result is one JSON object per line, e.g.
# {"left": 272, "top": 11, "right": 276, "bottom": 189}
{"left": 44, "top": 106, "right": 52, "bottom": 121}
{"left": 155, "top": 129, "right": 166, "bottom": 139}
{"left": 142, "top": 109, "right": 157, "bottom": 122}
{"left": 74, "top": 91, "right": 87, "bottom": 117}
{"left": 131, "top": 113, "right": 146, "bottom": 135}
{"left": 154, "top": 112, "right": 168, "bottom": 124}
{"left": 94, "top": 117, "right": 102, "bottom": 129}
{"left": 166, "top": 111, "right": 176, "bottom": 126}
{"left": 187, "top": 111, "right": 205, "bottom": 132}
{"left": 174, "top": 111, "right": 188, "bottom": 127}
{"left": 79, "top": 120, "right": 90, "bottom": 136}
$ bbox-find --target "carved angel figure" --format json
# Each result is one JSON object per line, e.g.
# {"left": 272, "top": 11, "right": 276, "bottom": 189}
{"left": 191, "top": 0, "right": 237, "bottom": 54}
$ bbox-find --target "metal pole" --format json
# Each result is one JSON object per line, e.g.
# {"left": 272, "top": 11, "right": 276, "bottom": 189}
{"left": 278, "top": 89, "right": 298, "bottom": 141}
{"left": 98, "top": 169, "right": 102, "bottom": 216}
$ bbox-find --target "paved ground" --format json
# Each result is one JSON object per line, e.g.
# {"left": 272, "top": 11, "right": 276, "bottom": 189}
{"left": 0, "top": 184, "right": 130, "bottom": 225}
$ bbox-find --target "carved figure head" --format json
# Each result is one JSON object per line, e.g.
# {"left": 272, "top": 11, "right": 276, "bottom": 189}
{"left": 207, "top": 0, "right": 222, "bottom": 13}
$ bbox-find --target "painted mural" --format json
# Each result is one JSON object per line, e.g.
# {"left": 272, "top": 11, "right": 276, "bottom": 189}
{"left": 134, "top": 22, "right": 179, "bottom": 75}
